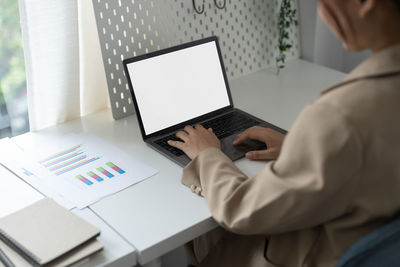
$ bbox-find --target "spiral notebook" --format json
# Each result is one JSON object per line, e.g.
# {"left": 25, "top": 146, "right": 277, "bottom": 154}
{"left": 0, "top": 198, "right": 102, "bottom": 266}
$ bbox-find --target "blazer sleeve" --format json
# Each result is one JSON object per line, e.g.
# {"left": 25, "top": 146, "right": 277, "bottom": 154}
{"left": 181, "top": 103, "right": 363, "bottom": 235}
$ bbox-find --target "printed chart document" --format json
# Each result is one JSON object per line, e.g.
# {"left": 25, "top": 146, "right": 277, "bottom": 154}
{"left": 24, "top": 133, "right": 158, "bottom": 209}
{"left": 0, "top": 155, "right": 43, "bottom": 218}
{"left": 0, "top": 138, "right": 74, "bottom": 210}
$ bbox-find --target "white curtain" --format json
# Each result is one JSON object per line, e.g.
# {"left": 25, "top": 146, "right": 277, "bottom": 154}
{"left": 19, "top": 0, "right": 109, "bottom": 131}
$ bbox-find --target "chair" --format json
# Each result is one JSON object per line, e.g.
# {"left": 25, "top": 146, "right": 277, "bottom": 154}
{"left": 336, "top": 215, "right": 400, "bottom": 267}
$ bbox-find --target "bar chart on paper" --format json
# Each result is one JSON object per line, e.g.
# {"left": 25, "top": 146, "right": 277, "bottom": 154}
{"left": 38, "top": 144, "right": 128, "bottom": 188}
{"left": 40, "top": 144, "right": 100, "bottom": 176}
{"left": 28, "top": 134, "right": 158, "bottom": 209}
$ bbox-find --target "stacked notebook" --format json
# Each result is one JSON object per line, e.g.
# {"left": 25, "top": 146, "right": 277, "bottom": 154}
{"left": 0, "top": 199, "right": 103, "bottom": 266}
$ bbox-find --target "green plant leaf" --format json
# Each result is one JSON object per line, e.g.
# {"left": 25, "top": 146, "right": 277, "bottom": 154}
{"left": 276, "top": 0, "right": 297, "bottom": 72}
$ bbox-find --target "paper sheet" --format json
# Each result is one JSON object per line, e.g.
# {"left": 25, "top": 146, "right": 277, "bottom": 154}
{"left": 0, "top": 155, "right": 43, "bottom": 218}
{"left": 0, "top": 138, "right": 74, "bottom": 210}
{"left": 20, "top": 133, "right": 158, "bottom": 209}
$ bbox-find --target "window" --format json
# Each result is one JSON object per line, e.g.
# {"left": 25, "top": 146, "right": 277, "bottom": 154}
{"left": 0, "top": 0, "right": 29, "bottom": 138}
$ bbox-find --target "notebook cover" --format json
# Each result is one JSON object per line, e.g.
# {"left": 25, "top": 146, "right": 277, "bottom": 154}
{"left": 0, "top": 238, "right": 31, "bottom": 267}
{"left": 0, "top": 198, "right": 100, "bottom": 265}
{"left": 47, "top": 239, "right": 103, "bottom": 267}
{"left": 0, "top": 237, "right": 103, "bottom": 267}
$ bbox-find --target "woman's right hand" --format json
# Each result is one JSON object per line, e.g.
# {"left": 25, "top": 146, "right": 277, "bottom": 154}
{"left": 233, "top": 126, "right": 285, "bottom": 160}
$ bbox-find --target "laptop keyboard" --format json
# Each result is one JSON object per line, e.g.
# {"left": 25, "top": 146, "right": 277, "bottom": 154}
{"left": 202, "top": 112, "right": 259, "bottom": 139}
{"left": 155, "top": 112, "right": 260, "bottom": 156}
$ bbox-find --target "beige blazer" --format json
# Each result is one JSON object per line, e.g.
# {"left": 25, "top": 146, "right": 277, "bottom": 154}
{"left": 181, "top": 44, "right": 400, "bottom": 267}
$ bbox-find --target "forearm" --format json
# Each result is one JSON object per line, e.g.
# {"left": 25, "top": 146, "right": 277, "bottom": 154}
{"left": 182, "top": 148, "right": 280, "bottom": 234}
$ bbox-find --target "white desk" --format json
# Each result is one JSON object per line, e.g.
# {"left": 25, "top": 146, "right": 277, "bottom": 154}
{"left": 11, "top": 59, "right": 346, "bottom": 266}
{"left": 72, "top": 208, "right": 136, "bottom": 267}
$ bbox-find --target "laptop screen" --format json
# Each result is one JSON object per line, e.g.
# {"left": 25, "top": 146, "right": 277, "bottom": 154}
{"left": 125, "top": 39, "right": 231, "bottom": 136}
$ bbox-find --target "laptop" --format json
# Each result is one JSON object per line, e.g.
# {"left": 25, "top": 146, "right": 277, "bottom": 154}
{"left": 123, "top": 36, "right": 286, "bottom": 166}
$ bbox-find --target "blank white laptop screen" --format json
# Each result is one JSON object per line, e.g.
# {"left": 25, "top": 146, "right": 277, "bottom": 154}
{"left": 126, "top": 41, "right": 230, "bottom": 135}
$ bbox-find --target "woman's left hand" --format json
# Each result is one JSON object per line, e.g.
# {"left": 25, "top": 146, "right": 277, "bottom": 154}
{"left": 168, "top": 125, "right": 221, "bottom": 159}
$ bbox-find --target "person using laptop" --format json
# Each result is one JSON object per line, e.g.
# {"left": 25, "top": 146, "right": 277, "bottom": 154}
{"left": 168, "top": 0, "right": 400, "bottom": 266}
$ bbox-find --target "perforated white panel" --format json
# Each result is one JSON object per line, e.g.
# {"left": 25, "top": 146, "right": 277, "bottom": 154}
{"left": 92, "top": 0, "right": 300, "bottom": 119}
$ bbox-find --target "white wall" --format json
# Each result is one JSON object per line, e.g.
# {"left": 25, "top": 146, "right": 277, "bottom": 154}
{"left": 298, "top": 0, "right": 371, "bottom": 73}
{"left": 314, "top": 15, "right": 371, "bottom": 73}
{"left": 298, "top": 0, "right": 318, "bottom": 62}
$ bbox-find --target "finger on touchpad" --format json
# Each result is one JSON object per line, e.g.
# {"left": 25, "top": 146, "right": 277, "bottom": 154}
{"left": 235, "top": 139, "right": 266, "bottom": 151}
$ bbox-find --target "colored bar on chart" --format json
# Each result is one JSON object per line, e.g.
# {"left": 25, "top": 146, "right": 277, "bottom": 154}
{"left": 43, "top": 151, "right": 84, "bottom": 167}
{"left": 39, "top": 145, "right": 82, "bottom": 164}
{"left": 49, "top": 155, "right": 87, "bottom": 171}
{"left": 76, "top": 175, "right": 93, "bottom": 186}
{"left": 22, "top": 168, "right": 33, "bottom": 176}
{"left": 97, "top": 167, "right": 114, "bottom": 178}
{"left": 106, "top": 162, "right": 125, "bottom": 174}
{"left": 55, "top": 157, "right": 100, "bottom": 176}
{"left": 87, "top": 171, "right": 103, "bottom": 182}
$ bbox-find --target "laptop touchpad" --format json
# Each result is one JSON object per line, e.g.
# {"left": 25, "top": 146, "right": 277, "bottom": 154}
{"left": 221, "top": 134, "right": 266, "bottom": 160}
